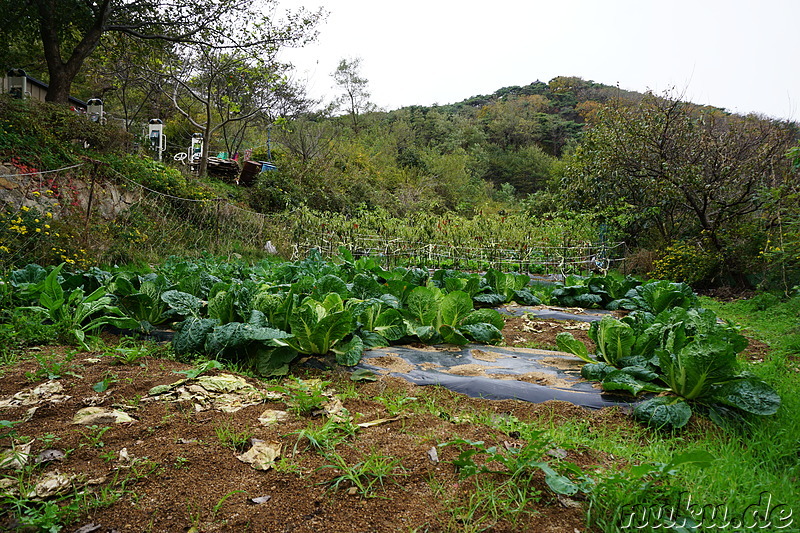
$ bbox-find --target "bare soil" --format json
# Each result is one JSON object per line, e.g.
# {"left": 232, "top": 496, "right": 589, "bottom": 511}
{"left": 0, "top": 314, "right": 768, "bottom": 533}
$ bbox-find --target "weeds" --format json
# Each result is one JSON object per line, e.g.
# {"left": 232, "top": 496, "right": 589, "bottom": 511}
{"left": 173, "top": 359, "right": 224, "bottom": 380}
{"left": 273, "top": 456, "right": 306, "bottom": 476}
{"left": 375, "top": 392, "right": 417, "bottom": 416}
{"left": 92, "top": 371, "right": 118, "bottom": 392}
{"left": 441, "top": 435, "right": 590, "bottom": 496}
{"left": 214, "top": 419, "right": 253, "bottom": 452}
{"left": 435, "top": 475, "right": 541, "bottom": 531}
{"left": 25, "top": 350, "right": 80, "bottom": 381}
{"left": 38, "top": 432, "right": 60, "bottom": 446}
{"left": 0, "top": 419, "right": 20, "bottom": 440}
{"left": 586, "top": 450, "right": 715, "bottom": 531}
{"left": 80, "top": 425, "right": 111, "bottom": 448}
{"left": 99, "top": 450, "right": 117, "bottom": 462}
{"left": 270, "top": 377, "right": 332, "bottom": 415}
{"left": 318, "top": 448, "right": 406, "bottom": 498}
{"left": 213, "top": 490, "right": 245, "bottom": 519}
{"left": 107, "top": 340, "right": 154, "bottom": 365}
{"left": 0, "top": 451, "right": 153, "bottom": 531}
{"left": 290, "top": 417, "right": 346, "bottom": 454}
{"left": 185, "top": 489, "right": 245, "bottom": 530}
{"left": 0, "top": 496, "right": 80, "bottom": 532}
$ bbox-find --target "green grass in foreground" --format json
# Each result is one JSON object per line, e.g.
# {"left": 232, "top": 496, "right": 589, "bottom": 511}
{"left": 699, "top": 293, "right": 800, "bottom": 354}
{"left": 571, "top": 295, "right": 800, "bottom": 532}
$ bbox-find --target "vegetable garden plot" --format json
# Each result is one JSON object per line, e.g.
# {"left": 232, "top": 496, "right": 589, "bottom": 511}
{"left": 358, "top": 344, "right": 637, "bottom": 410}
{"left": 287, "top": 209, "right": 625, "bottom": 275}
{"left": 3, "top": 256, "right": 781, "bottom": 432}
{"left": 293, "top": 232, "right": 625, "bottom": 276}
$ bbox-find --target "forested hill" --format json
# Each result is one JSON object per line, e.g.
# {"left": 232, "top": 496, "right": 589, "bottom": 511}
{"left": 261, "top": 76, "right": 661, "bottom": 214}
{"left": 436, "top": 77, "right": 637, "bottom": 118}
{"left": 388, "top": 77, "right": 632, "bottom": 158}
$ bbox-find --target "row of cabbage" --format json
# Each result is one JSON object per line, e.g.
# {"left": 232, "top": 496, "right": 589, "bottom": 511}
{"left": 4, "top": 250, "right": 531, "bottom": 375}
{"left": 555, "top": 288, "right": 781, "bottom": 430}
{"left": 3, "top": 249, "right": 780, "bottom": 431}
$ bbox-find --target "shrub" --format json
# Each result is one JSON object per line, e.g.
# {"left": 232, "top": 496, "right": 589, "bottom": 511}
{"left": 102, "top": 154, "right": 215, "bottom": 201}
{"left": 0, "top": 95, "right": 131, "bottom": 168}
{"left": 649, "top": 240, "right": 722, "bottom": 285}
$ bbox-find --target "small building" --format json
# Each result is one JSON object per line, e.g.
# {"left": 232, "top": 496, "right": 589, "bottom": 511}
{"left": 2, "top": 68, "right": 88, "bottom": 112}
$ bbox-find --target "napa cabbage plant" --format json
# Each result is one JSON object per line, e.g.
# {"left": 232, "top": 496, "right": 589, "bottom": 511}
{"left": 588, "top": 315, "right": 636, "bottom": 366}
{"left": 205, "top": 279, "right": 260, "bottom": 325}
{"left": 401, "top": 287, "right": 504, "bottom": 345}
{"left": 108, "top": 272, "right": 176, "bottom": 331}
{"left": 347, "top": 296, "right": 405, "bottom": 349}
{"left": 556, "top": 307, "right": 781, "bottom": 429}
{"left": 556, "top": 315, "right": 637, "bottom": 366}
{"left": 431, "top": 269, "right": 482, "bottom": 297}
{"left": 584, "top": 272, "right": 641, "bottom": 309}
{"left": 633, "top": 315, "right": 780, "bottom": 429}
{"left": 283, "top": 294, "right": 364, "bottom": 365}
{"left": 474, "top": 269, "right": 541, "bottom": 306}
{"left": 550, "top": 275, "right": 604, "bottom": 308}
{"left": 617, "top": 280, "right": 697, "bottom": 314}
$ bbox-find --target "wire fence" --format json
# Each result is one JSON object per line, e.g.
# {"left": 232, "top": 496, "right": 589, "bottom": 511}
{"left": 0, "top": 161, "right": 278, "bottom": 268}
{"left": 2, "top": 161, "right": 624, "bottom": 275}
{"left": 290, "top": 227, "right": 625, "bottom": 275}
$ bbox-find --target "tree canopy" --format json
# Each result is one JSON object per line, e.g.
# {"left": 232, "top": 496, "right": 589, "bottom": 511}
{"left": 0, "top": 0, "right": 323, "bottom": 104}
{"left": 563, "top": 91, "right": 797, "bottom": 281}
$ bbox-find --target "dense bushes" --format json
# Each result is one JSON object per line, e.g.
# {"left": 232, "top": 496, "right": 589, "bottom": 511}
{"left": 648, "top": 240, "right": 723, "bottom": 285}
{"left": 562, "top": 92, "right": 798, "bottom": 289}
{"left": 0, "top": 95, "right": 131, "bottom": 169}
{"left": 102, "top": 153, "right": 217, "bottom": 201}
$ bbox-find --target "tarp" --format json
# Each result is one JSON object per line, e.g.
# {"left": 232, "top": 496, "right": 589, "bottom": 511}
{"left": 498, "top": 303, "right": 614, "bottom": 322}
{"left": 358, "top": 344, "right": 636, "bottom": 410}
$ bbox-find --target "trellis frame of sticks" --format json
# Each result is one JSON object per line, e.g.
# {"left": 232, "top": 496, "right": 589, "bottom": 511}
{"left": 291, "top": 228, "right": 625, "bottom": 276}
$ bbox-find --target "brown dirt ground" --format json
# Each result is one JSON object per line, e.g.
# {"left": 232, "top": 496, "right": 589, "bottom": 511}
{"left": 502, "top": 314, "right": 596, "bottom": 353}
{"left": 0, "top": 315, "right": 770, "bottom": 533}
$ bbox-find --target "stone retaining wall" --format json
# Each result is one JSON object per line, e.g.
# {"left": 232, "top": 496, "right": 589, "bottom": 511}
{"left": 0, "top": 162, "right": 140, "bottom": 219}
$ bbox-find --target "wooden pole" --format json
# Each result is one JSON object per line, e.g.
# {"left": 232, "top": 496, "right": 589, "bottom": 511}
{"left": 84, "top": 158, "right": 101, "bottom": 248}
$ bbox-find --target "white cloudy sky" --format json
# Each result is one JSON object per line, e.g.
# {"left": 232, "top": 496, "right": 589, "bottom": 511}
{"left": 277, "top": 0, "right": 799, "bottom": 121}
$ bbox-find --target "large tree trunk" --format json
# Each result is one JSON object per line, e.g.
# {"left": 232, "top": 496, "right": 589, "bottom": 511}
{"left": 37, "top": 0, "right": 110, "bottom": 104}
{"left": 44, "top": 62, "right": 80, "bottom": 104}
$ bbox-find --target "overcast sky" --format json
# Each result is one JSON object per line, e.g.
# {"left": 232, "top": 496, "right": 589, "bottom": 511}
{"left": 277, "top": 0, "right": 799, "bottom": 121}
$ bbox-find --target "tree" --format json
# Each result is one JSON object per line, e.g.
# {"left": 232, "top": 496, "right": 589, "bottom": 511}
{"left": 478, "top": 95, "right": 549, "bottom": 150}
{"left": 276, "top": 115, "right": 337, "bottom": 162}
{"left": 564, "top": 91, "right": 797, "bottom": 278}
{"left": 475, "top": 144, "right": 555, "bottom": 196}
{"left": 0, "top": 0, "right": 322, "bottom": 105}
{"left": 165, "top": 46, "right": 305, "bottom": 177}
{"left": 82, "top": 33, "right": 172, "bottom": 131}
{"left": 332, "top": 57, "right": 374, "bottom": 131}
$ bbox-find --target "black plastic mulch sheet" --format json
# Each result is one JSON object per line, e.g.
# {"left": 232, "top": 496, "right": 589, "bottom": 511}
{"left": 358, "top": 344, "right": 636, "bottom": 410}
{"left": 497, "top": 304, "right": 615, "bottom": 322}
